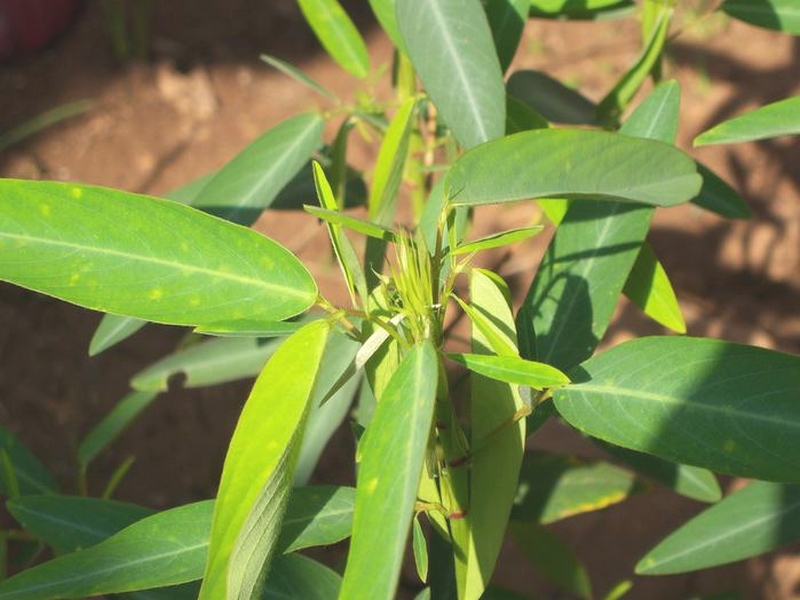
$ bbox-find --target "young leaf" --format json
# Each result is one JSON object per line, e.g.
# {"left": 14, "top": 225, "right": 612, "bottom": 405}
{"left": 397, "top": 0, "right": 505, "bottom": 149}
{"left": 482, "top": 0, "right": 529, "bottom": 72}
{"left": 450, "top": 226, "right": 543, "bottom": 256}
{"left": 637, "top": 481, "right": 800, "bottom": 575}
{"left": 412, "top": 516, "right": 429, "bottom": 583}
{"left": 510, "top": 523, "right": 592, "bottom": 600}
{"left": 694, "top": 96, "right": 800, "bottom": 146}
{"left": 506, "top": 70, "right": 597, "bottom": 125}
{"left": 259, "top": 55, "right": 336, "bottom": 100}
{"left": 297, "top": 0, "right": 370, "bottom": 78}
{"left": 339, "top": 342, "right": 438, "bottom": 600}
{"left": 622, "top": 243, "right": 686, "bottom": 333}
{"left": 77, "top": 391, "right": 159, "bottom": 469}
{"left": 304, "top": 205, "right": 396, "bottom": 242}
{"left": 447, "top": 353, "right": 569, "bottom": 389}
{"left": 0, "top": 428, "right": 56, "bottom": 497}
{"left": 192, "top": 113, "right": 324, "bottom": 225}
{"left": 0, "top": 180, "right": 318, "bottom": 329}
{"left": 721, "top": 0, "right": 800, "bottom": 35}
{"left": 199, "top": 320, "right": 330, "bottom": 600}
{"left": 130, "top": 337, "right": 284, "bottom": 392}
{"left": 554, "top": 336, "right": 800, "bottom": 482}
{"left": 89, "top": 315, "right": 148, "bottom": 356}
{"left": 445, "top": 129, "right": 701, "bottom": 207}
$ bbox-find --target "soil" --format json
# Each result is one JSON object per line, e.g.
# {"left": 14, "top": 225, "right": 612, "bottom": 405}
{"left": 1, "top": 2, "right": 799, "bottom": 599}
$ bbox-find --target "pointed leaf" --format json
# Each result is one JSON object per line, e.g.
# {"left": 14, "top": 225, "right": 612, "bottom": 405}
{"left": 397, "top": 0, "right": 505, "bottom": 149}
{"left": 722, "top": 0, "right": 800, "bottom": 35}
{"left": 412, "top": 516, "right": 429, "bottom": 583}
{"left": 276, "top": 486, "right": 356, "bottom": 554}
{"left": 304, "top": 206, "right": 396, "bottom": 242}
{"left": 263, "top": 554, "right": 341, "bottom": 599}
{"left": 637, "top": 481, "right": 800, "bottom": 575}
{"left": 340, "top": 342, "right": 438, "bottom": 600}
{"left": 445, "top": 129, "right": 701, "bottom": 207}
{"left": 482, "top": 0, "right": 529, "bottom": 72}
{"left": 0, "top": 428, "right": 56, "bottom": 497}
{"left": 89, "top": 315, "right": 148, "bottom": 356}
{"left": 695, "top": 96, "right": 800, "bottom": 146}
{"left": 130, "top": 337, "right": 283, "bottom": 392}
{"left": 192, "top": 113, "right": 324, "bottom": 225}
{"left": 448, "top": 353, "right": 569, "bottom": 389}
{"left": 0, "top": 180, "right": 317, "bottom": 328}
{"left": 199, "top": 320, "right": 330, "bottom": 600}
{"left": 368, "top": 0, "right": 405, "bottom": 51}
{"left": 451, "top": 226, "right": 543, "bottom": 256}
{"left": 297, "top": 0, "right": 370, "bottom": 78}
{"left": 554, "top": 337, "right": 800, "bottom": 482}
{"left": 259, "top": 55, "right": 336, "bottom": 100}
{"left": 623, "top": 242, "right": 686, "bottom": 333}
{"left": 506, "top": 70, "right": 596, "bottom": 125}
{"left": 77, "top": 391, "right": 159, "bottom": 468}
{"left": 693, "top": 162, "right": 751, "bottom": 219}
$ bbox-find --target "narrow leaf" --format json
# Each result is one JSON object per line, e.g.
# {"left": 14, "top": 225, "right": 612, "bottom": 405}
{"left": 192, "top": 113, "right": 324, "bottom": 225}
{"left": 622, "top": 243, "right": 686, "bottom": 333}
{"left": 89, "top": 315, "right": 148, "bottom": 356}
{"left": 445, "top": 129, "right": 701, "bottom": 207}
{"left": 412, "top": 516, "right": 429, "bottom": 583}
{"left": 339, "top": 342, "right": 438, "bottom": 600}
{"left": 397, "top": 0, "right": 505, "bottom": 149}
{"left": 77, "top": 391, "right": 159, "bottom": 469}
{"left": 451, "top": 226, "right": 543, "bottom": 256}
{"left": 304, "top": 206, "right": 396, "bottom": 242}
{"left": 0, "top": 428, "right": 56, "bottom": 497}
{"left": 554, "top": 337, "right": 800, "bottom": 482}
{"left": 297, "top": 0, "right": 370, "bottom": 78}
{"left": 637, "top": 481, "right": 800, "bottom": 574}
{"left": 259, "top": 55, "right": 336, "bottom": 100}
{"left": 199, "top": 320, "right": 330, "bottom": 600}
{"left": 448, "top": 353, "right": 569, "bottom": 389}
{"left": 368, "top": 0, "right": 405, "bottom": 51}
{"left": 0, "top": 180, "right": 317, "bottom": 329}
{"left": 722, "top": 0, "right": 800, "bottom": 35}
{"left": 695, "top": 96, "right": 800, "bottom": 146}
{"left": 529, "top": 0, "right": 634, "bottom": 19}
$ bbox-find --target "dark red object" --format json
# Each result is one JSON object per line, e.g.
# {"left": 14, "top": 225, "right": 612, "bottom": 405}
{"left": 0, "top": 0, "right": 80, "bottom": 60}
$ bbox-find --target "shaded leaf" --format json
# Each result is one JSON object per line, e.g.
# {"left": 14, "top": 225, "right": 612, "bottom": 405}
{"left": 88, "top": 315, "right": 148, "bottom": 357}
{"left": 0, "top": 428, "right": 56, "bottom": 497}
{"left": 695, "top": 96, "right": 800, "bottom": 146}
{"left": 259, "top": 55, "right": 336, "bottom": 100}
{"left": 482, "top": 0, "right": 529, "bottom": 71}
{"left": 505, "top": 95, "right": 550, "bottom": 134}
{"left": 529, "top": 0, "right": 635, "bottom": 20}
{"left": 722, "top": 0, "right": 800, "bottom": 35}
{"left": 262, "top": 554, "right": 341, "bottom": 599}
{"left": 297, "top": 0, "right": 370, "bottom": 78}
{"left": 276, "top": 486, "right": 356, "bottom": 554}
{"left": 693, "top": 162, "right": 751, "bottom": 219}
{"left": 506, "top": 70, "right": 596, "bottom": 125}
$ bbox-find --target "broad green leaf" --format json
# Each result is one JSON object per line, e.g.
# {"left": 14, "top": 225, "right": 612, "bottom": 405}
{"left": 192, "top": 113, "right": 324, "bottom": 225}
{"left": 510, "top": 523, "right": 592, "bottom": 600}
{"left": 506, "top": 70, "right": 597, "bottom": 125}
{"left": 447, "top": 353, "right": 569, "bottom": 389}
{"left": 0, "top": 501, "right": 211, "bottom": 600}
{"left": 7, "top": 495, "right": 153, "bottom": 554}
{"left": 263, "top": 554, "right": 341, "bottom": 599}
{"left": 637, "top": 481, "right": 800, "bottom": 575}
{"left": 482, "top": 0, "right": 529, "bottom": 72}
{"left": 529, "top": 0, "right": 634, "bottom": 19}
{"left": 596, "top": 441, "right": 721, "bottom": 503}
{"left": 505, "top": 95, "right": 549, "bottom": 134}
{"left": 516, "top": 81, "right": 681, "bottom": 370}
{"left": 88, "top": 314, "right": 148, "bottom": 356}
{"left": 397, "top": 0, "right": 505, "bottom": 149}
{"left": 0, "top": 180, "right": 318, "bottom": 329}
{"left": 511, "top": 451, "right": 640, "bottom": 524}
{"left": 77, "top": 391, "right": 159, "bottom": 469}
{"left": 368, "top": 96, "right": 416, "bottom": 225}
{"left": 596, "top": 7, "right": 671, "bottom": 124}
{"left": 259, "top": 55, "right": 336, "bottom": 100}
{"left": 199, "top": 320, "right": 330, "bottom": 600}
{"left": 554, "top": 337, "right": 800, "bottom": 482}
{"left": 458, "top": 269, "right": 527, "bottom": 599}
{"left": 340, "top": 342, "right": 438, "bottom": 600}
{"left": 695, "top": 96, "right": 800, "bottom": 146}
{"left": 451, "top": 226, "right": 543, "bottom": 256}
{"left": 0, "top": 428, "right": 56, "bottom": 497}
{"left": 368, "top": 0, "right": 405, "bottom": 51}
{"left": 445, "top": 129, "right": 701, "bottom": 207}
{"left": 693, "top": 162, "right": 751, "bottom": 219}
{"left": 722, "top": 0, "right": 800, "bottom": 35}
{"left": 622, "top": 243, "right": 686, "bottom": 333}
{"left": 305, "top": 206, "right": 396, "bottom": 242}
{"left": 130, "top": 337, "right": 283, "bottom": 392}
{"left": 297, "top": 0, "right": 370, "bottom": 78}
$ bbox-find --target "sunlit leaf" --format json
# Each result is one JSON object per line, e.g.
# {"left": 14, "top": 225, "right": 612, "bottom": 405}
{"left": 412, "top": 516, "right": 429, "bottom": 583}
{"left": 297, "top": 0, "right": 370, "bottom": 78}
{"left": 622, "top": 243, "right": 686, "bottom": 333}
{"left": 695, "top": 96, "right": 800, "bottom": 146}
{"left": 722, "top": 0, "right": 800, "bottom": 35}
{"left": 451, "top": 226, "right": 543, "bottom": 256}
{"left": 447, "top": 353, "right": 569, "bottom": 389}
{"left": 368, "top": 0, "right": 405, "bottom": 51}
{"left": 88, "top": 315, "right": 148, "bottom": 357}
{"left": 305, "top": 206, "right": 396, "bottom": 242}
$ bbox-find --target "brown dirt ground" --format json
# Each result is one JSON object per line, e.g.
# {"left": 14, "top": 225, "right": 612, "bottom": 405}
{"left": 1, "top": 1, "right": 799, "bottom": 599}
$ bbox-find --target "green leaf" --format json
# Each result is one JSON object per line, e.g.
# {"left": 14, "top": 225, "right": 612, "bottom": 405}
{"left": 554, "top": 336, "right": 800, "bottom": 482}
{"left": 0, "top": 99, "right": 93, "bottom": 154}
{"left": 505, "top": 95, "right": 550, "bottom": 134}
{"left": 262, "top": 554, "right": 341, "bottom": 599}
{"left": 193, "top": 320, "right": 305, "bottom": 338}
{"left": 511, "top": 451, "right": 640, "bottom": 524}
{"left": 529, "top": 0, "right": 635, "bottom": 20}
{"left": 130, "top": 337, "right": 283, "bottom": 392}
{"left": 637, "top": 481, "right": 800, "bottom": 575}
{"left": 0, "top": 180, "right": 317, "bottom": 329}
{"left": 77, "top": 391, "right": 159, "bottom": 469}
{"left": 412, "top": 516, "right": 429, "bottom": 583}
{"left": 447, "top": 353, "right": 569, "bottom": 389}
{"left": 506, "top": 70, "right": 596, "bottom": 125}
{"left": 88, "top": 315, "right": 147, "bottom": 356}
{"left": 397, "top": 0, "right": 505, "bottom": 149}
{"left": 305, "top": 206, "right": 396, "bottom": 242}
{"left": 451, "top": 226, "right": 543, "bottom": 256}
{"left": 693, "top": 162, "right": 751, "bottom": 219}
{"left": 339, "top": 342, "right": 438, "bottom": 600}
{"left": 192, "top": 113, "right": 324, "bottom": 225}
{"left": 7, "top": 495, "right": 153, "bottom": 554}
{"left": 0, "top": 501, "right": 212, "bottom": 600}
{"left": 276, "top": 486, "right": 356, "bottom": 554}
{"left": 596, "top": 440, "right": 721, "bottom": 503}
{"left": 482, "top": 0, "right": 529, "bottom": 71}
{"left": 259, "top": 55, "right": 336, "bottom": 100}
{"left": 368, "top": 0, "right": 405, "bottom": 51}
{"left": 722, "top": 0, "right": 800, "bottom": 35}
{"left": 297, "top": 0, "right": 370, "bottom": 78}
{"left": 445, "top": 129, "right": 701, "bottom": 207}
{"left": 622, "top": 243, "right": 686, "bottom": 333}
{"left": 0, "top": 428, "right": 56, "bottom": 497}
{"left": 695, "top": 96, "right": 800, "bottom": 146}
{"left": 199, "top": 320, "right": 330, "bottom": 600}
{"left": 510, "top": 523, "right": 592, "bottom": 600}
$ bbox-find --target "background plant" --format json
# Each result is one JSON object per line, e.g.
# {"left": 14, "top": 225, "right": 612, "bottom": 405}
{"left": 0, "top": 1, "right": 798, "bottom": 599}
